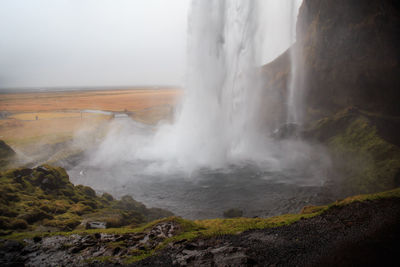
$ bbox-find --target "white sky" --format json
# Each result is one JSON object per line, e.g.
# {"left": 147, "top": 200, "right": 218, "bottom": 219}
{"left": 0, "top": 0, "right": 301, "bottom": 89}
{"left": 0, "top": 0, "right": 189, "bottom": 88}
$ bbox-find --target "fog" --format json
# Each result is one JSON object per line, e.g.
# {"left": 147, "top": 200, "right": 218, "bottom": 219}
{"left": 0, "top": 0, "right": 189, "bottom": 88}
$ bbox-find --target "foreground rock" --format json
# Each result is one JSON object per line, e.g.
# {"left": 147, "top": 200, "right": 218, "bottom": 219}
{"left": 136, "top": 198, "right": 400, "bottom": 267}
{"left": 0, "top": 220, "right": 181, "bottom": 266}
{"left": 1, "top": 189, "right": 399, "bottom": 266}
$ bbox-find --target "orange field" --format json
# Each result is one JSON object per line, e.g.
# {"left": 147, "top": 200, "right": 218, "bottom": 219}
{"left": 0, "top": 88, "right": 182, "bottom": 148}
{"left": 0, "top": 88, "right": 182, "bottom": 112}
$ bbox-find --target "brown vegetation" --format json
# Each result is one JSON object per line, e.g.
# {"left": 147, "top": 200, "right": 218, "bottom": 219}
{"left": 0, "top": 88, "right": 181, "bottom": 113}
{"left": 0, "top": 88, "right": 182, "bottom": 149}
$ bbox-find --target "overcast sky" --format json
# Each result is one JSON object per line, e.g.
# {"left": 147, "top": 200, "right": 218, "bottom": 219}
{"left": 0, "top": 0, "right": 301, "bottom": 89}
{"left": 0, "top": 0, "right": 189, "bottom": 88}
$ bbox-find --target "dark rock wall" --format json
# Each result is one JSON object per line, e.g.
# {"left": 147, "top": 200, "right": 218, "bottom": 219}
{"left": 297, "top": 0, "right": 400, "bottom": 119}
{"left": 259, "top": 0, "right": 400, "bottom": 195}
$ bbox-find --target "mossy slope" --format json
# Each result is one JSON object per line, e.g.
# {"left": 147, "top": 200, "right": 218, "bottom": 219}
{"left": 306, "top": 108, "right": 400, "bottom": 195}
{"left": 0, "top": 165, "right": 173, "bottom": 234}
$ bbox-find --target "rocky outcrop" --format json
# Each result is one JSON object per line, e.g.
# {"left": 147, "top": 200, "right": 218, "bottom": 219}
{"left": 2, "top": 191, "right": 399, "bottom": 266}
{"left": 259, "top": 49, "right": 291, "bottom": 128}
{"left": 259, "top": 0, "right": 400, "bottom": 196}
{"left": 0, "top": 165, "right": 173, "bottom": 234}
{"left": 297, "top": 0, "right": 400, "bottom": 120}
{"left": 304, "top": 108, "right": 400, "bottom": 195}
{"left": 0, "top": 220, "right": 181, "bottom": 266}
{"left": 138, "top": 198, "right": 400, "bottom": 267}
{"left": 0, "top": 140, "right": 15, "bottom": 169}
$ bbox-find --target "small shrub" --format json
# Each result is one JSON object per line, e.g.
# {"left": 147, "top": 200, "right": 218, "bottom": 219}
{"left": 102, "top": 193, "right": 114, "bottom": 202}
{"left": 76, "top": 185, "right": 96, "bottom": 198}
{"left": 70, "top": 203, "right": 93, "bottom": 215}
{"left": 18, "top": 208, "right": 53, "bottom": 224}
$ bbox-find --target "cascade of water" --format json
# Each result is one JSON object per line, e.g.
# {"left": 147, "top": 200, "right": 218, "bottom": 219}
{"left": 89, "top": 0, "right": 307, "bottom": 174}
{"left": 286, "top": 0, "right": 304, "bottom": 124}
{"left": 139, "top": 0, "right": 303, "bottom": 172}
{"left": 173, "top": 0, "right": 261, "bottom": 167}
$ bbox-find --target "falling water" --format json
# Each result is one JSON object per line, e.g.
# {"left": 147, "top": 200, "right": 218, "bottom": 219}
{"left": 70, "top": 0, "right": 332, "bottom": 219}
{"left": 287, "top": 0, "right": 304, "bottom": 123}
{"left": 143, "top": 0, "right": 303, "bottom": 171}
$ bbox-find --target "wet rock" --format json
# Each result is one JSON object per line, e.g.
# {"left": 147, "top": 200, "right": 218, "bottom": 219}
{"left": 271, "top": 123, "right": 301, "bottom": 139}
{"left": 33, "top": 236, "right": 42, "bottom": 243}
{"left": 94, "top": 233, "right": 101, "bottom": 239}
{"left": 2, "top": 240, "right": 23, "bottom": 252}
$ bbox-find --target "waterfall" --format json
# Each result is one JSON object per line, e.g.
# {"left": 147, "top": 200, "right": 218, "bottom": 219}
{"left": 142, "top": 0, "right": 303, "bottom": 171}
{"left": 89, "top": 0, "right": 308, "bottom": 174}
{"left": 170, "top": 0, "right": 261, "bottom": 168}
{"left": 286, "top": 0, "right": 304, "bottom": 124}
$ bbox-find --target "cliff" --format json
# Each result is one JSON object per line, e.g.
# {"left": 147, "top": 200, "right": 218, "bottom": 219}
{"left": 297, "top": 0, "right": 400, "bottom": 119}
{"left": 259, "top": 0, "right": 400, "bottom": 196}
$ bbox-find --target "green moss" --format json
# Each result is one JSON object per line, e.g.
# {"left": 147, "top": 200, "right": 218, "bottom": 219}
{"left": 0, "top": 165, "right": 172, "bottom": 233}
{"left": 102, "top": 193, "right": 114, "bottom": 202}
{"left": 76, "top": 185, "right": 96, "bottom": 198}
{"left": 306, "top": 108, "right": 400, "bottom": 195}
{"left": 328, "top": 117, "right": 400, "bottom": 194}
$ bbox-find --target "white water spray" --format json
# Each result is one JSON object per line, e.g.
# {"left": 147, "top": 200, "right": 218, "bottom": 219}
{"left": 86, "top": 0, "right": 329, "bottom": 181}
{"left": 143, "top": 0, "right": 303, "bottom": 171}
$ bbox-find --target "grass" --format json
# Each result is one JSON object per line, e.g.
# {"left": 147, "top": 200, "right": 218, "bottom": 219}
{"left": 329, "top": 117, "right": 400, "bottom": 193}
{"left": 307, "top": 108, "right": 400, "bottom": 194}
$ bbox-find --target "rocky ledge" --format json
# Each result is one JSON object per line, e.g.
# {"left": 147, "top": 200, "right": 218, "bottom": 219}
{"left": 1, "top": 188, "right": 399, "bottom": 266}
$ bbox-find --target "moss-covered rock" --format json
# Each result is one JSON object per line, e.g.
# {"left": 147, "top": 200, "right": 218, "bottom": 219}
{"left": 0, "top": 165, "right": 173, "bottom": 233}
{"left": 305, "top": 108, "right": 400, "bottom": 196}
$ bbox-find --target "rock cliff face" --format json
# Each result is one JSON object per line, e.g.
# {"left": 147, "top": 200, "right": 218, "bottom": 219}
{"left": 260, "top": 0, "right": 400, "bottom": 195}
{"left": 297, "top": 0, "right": 400, "bottom": 120}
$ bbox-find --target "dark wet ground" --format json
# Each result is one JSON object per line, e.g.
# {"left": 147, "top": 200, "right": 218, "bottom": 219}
{"left": 135, "top": 198, "right": 400, "bottom": 267}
